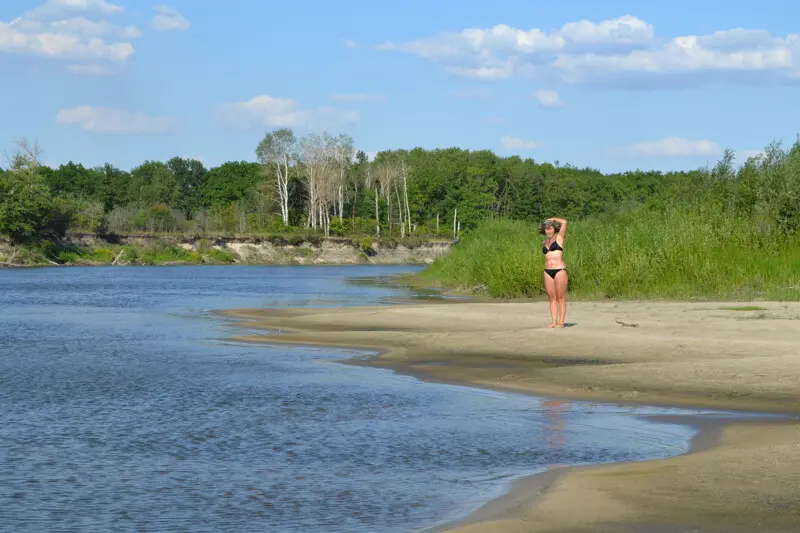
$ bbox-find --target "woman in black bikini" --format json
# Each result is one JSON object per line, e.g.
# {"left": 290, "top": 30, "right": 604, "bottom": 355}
{"left": 539, "top": 217, "right": 568, "bottom": 328}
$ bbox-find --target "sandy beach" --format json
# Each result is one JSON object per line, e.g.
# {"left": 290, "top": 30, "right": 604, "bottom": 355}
{"left": 221, "top": 300, "right": 800, "bottom": 532}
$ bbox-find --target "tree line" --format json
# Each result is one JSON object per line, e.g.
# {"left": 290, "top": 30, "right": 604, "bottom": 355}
{"left": 1, "top": 131, "right": 798, "bottom": 246}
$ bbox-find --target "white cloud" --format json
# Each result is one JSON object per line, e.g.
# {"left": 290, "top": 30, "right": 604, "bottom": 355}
{"left": 447, "top": 60, "right": 516, "bottom": 80}
{"left": 343, "top": 39, "right": 358, "bottom": 49}
{"left": 559, "top": 15, "right": 654, "bottom": 46}
{"left": 613, "top": 136, "right": 722, "bottom": 157}
{"left": 377, "top": 15, "right": 800, "bottom": 88}
{"left": 56, "top": 106, "right": 175, "bottom": 134}
{"left": 331, "top": 93, "right": 385, "bottom": 102}
{"left": 12, "top": 16, "right": 140, "bottom": 39}
{"left": 501, "top": 136, "right": 542, "bottom": 150}
{"left": 534, "top": 89, "right": 562, "bottom": 107}
{"left": 150, "top": 6, "right": 190, "bottom": 32}
{"left": 68, "top": 63, "right": 111, "bottom": 75}
{"left": 219, "top": 94, "right": 359, "bottom": 129}
{"left": 29, "top": 0, "right": 125, "bottom": 18}
{"left": 364, "top": 151, "right": 378, "bottom": 162}
{"left": 0, "top": 0, "right": 137, "bottom": 63}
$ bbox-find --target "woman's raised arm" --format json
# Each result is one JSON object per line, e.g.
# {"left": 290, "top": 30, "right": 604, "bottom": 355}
{"left": 547, "top": 217, "right": 567, "bottom": 237}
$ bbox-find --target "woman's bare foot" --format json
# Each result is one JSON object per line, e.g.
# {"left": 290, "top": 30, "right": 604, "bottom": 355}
{"left": 557, "top": 323, "right": 565, "bottom": 328}
{"left": 548, "top": 323, "right": 558, "bottom": 328}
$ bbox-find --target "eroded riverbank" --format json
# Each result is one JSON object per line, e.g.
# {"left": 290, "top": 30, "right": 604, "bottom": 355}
{"left": 0, "top": 233, "right": 453, "bottom": 267}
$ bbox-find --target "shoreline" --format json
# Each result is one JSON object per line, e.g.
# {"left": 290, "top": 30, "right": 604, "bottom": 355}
{"left": 217, "top": 299, "right": 800, "bottom": 532}
{"left": 424, "top": 413, "right": 761, "bottom": 533}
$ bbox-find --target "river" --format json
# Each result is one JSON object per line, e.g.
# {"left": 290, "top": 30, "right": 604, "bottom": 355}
{"left": 1, "top": 265, "right": 717, "bottom": 532}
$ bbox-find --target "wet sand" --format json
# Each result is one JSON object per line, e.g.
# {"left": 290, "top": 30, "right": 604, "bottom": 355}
{"left": 220, "top": 300, "right": 800, "bottom": 532}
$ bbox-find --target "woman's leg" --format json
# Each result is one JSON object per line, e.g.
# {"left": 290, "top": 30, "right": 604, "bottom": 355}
{"left": 554, "top": 270, "right": 569, "bottom": 327}
{"left": 543, "top": 271, "right": 558, "bottom": 327}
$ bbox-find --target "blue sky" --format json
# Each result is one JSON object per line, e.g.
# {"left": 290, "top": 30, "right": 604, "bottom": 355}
{"left": 2, "top": 0, "right": 799, "bottom": 173}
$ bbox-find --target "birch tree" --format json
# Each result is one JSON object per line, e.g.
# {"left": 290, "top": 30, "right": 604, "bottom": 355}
{"left": 333, "top": 134, "right": 354, "bottom": 222}
{"left": 256, "top": 128, "right": 296, "bottom": 226}
{"left": 364, "top": 160, "right": 380, "bottom": 235}
{"left": 399, "top": 155, "right": 412, "bottom": 236}
{"left": 373, "top": 157, "right": 398, "bottom": 235}
{"left": 393, "top": 178, "right": 405, "bottom": 237}
{"left": 299, "top": 132, "right": 337, "bottom": 233}
{"left": 372, "top": 153, "right": 416, "bottom": 237}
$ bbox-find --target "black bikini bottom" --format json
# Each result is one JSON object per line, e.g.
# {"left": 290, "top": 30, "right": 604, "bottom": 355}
{"left": 544, "top": 268, "right": 566, "bottom": 280}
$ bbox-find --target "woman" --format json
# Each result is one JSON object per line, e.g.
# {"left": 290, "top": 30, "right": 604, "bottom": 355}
{"left": 539, "top": 217, "right": 568, "bottom": 328}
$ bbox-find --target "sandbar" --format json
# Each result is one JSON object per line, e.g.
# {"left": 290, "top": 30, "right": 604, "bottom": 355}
{"left": 220, "top": 300, "right": 800, "bottom": 532}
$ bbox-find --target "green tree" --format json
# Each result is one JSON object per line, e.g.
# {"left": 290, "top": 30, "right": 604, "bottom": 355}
{"left": 203, "top": 161, "right": 264, "bottom": 208}
{"left": 46, "top": 161, "right": 102, "bottom": 200}
{"left": 167, "top": 157, "right": 208, "bottom": 219}
{"left": 95, "top": 163, "right": 130, "bottom": 212}
{"left": 0, "top": 140, "right": 62, "bottom": 243}
{"left": 128, "top": 161, "right": 178, "bottom": 207}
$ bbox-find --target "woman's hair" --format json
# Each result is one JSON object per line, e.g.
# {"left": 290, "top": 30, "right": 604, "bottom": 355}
{"left": 538, "top": 219, "right": 561, "bottom": 235}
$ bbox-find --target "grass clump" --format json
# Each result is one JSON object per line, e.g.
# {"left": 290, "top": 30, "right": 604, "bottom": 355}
{"left": 123, "top": 243, "right": 202, "bottom": 265}
{"left": 418, "top": 219, "right": 542, "bottom": 298}
{"left": 206, "top": 248, "right": 237, "bottom": 263}
{"left": 7, "top": 241, "right": 119, "bottom": 265}
{"left": 296, "top": 247, "right": 316, "bottom": 258}
{"left": 196, "top": 239, "right": 237, "bottom": 263}
{"left": 358, "top": 237, "right": 375, "bottom": 256}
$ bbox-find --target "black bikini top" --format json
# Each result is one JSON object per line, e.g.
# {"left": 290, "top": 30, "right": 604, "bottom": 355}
{"left": 542, "top": 240, "right": 564, "bottom": 254}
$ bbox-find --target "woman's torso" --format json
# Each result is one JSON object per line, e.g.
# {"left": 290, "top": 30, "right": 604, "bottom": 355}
{"left": 542, "top": 238, "right": 566, "bottom": 269}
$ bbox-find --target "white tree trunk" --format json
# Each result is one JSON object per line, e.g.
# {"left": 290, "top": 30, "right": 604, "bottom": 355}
{"left": 309, "top": 171, "right": 316, "bottom": 229}
{"left": 326, "top": 208, "right": 331, "bottom": 236}
{"left": 278, "top": 155, "right": 290, "bottom": 225}
{"left": 374, "top": 188, "right": 380, "bottom": 235}
{"left": 387, "top": 188, "right": 392, "bottom": 235}
{"left": 403, "top": 168, "right": 411, "bottom": 235}
{"left": 394, "top": 183, "right": 405, "bottom": 238}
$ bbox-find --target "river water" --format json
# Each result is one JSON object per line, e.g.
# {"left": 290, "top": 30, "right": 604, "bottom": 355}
{"left": 1, "top": 265, "right": 717, "bottom": 532}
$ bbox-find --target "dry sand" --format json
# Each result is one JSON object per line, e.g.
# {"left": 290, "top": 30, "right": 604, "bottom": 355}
{"left": 220, "top": 300, "right": 800, "bottom": 533}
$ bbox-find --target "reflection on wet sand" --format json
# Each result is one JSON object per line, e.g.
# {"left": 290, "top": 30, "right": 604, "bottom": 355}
{"left": 541, "top": 399, "right": 570, "bottom": 453}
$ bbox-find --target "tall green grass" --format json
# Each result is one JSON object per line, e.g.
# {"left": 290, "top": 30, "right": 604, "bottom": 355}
{"left": 419, "top": 212, "right": 800, "bottom": 301}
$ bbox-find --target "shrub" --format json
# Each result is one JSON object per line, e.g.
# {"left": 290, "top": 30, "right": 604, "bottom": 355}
{"left": 358, "top": 237, "right": 375, "bottom": 256}
{"left": 207, "top": 248, "right": 237, "bottom": 263}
